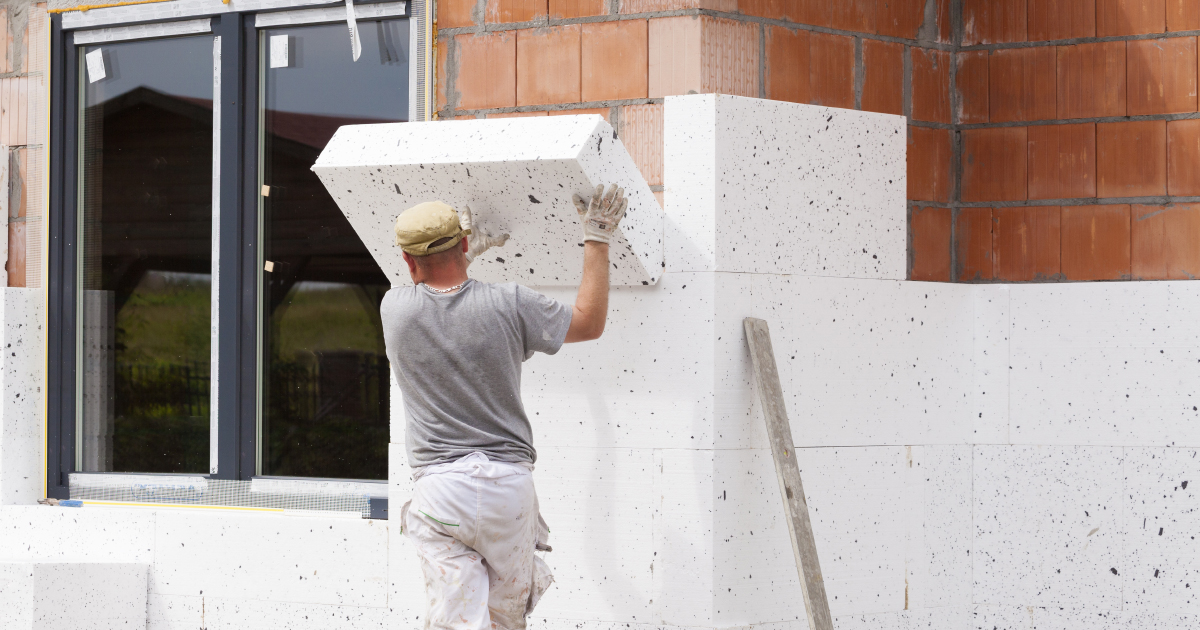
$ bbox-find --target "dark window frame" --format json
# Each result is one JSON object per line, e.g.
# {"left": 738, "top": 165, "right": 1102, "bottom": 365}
{"left": 47, "top": 5, "right": 410, "bottom": 498}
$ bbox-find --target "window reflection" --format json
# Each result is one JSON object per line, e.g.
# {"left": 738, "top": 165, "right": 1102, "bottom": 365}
{"left": 259, "top": 20, "right": 408, "bottom": 479}
{"left": 77, "top": 36, "right": 215, "bottom": 473}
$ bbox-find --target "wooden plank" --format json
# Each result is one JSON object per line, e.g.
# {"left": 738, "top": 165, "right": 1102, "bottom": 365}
{"left": 743, "top": 317, "right": 834, "bottom": 630}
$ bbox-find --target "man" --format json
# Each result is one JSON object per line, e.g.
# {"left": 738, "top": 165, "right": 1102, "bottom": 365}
{"left": 382, "top": 184, "right": 629, "bottom": 629}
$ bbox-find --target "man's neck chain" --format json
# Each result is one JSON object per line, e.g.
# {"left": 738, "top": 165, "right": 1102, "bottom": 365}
{"left": 425, "top": 281, "right": 466, "bottom": 294}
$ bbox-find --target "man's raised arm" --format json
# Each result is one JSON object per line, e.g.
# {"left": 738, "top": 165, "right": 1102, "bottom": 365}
{"left": 564, "top": 184, "right": 627, "bottom": 343}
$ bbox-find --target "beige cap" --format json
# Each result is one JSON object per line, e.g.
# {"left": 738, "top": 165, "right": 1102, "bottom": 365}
{"left": 394, "top": 200, "right": 470, "bottom": 256}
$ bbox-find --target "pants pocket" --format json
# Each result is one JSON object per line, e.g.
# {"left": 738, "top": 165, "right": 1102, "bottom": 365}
{"left": 527, "top": 554, "right": 554, "bottom": 615}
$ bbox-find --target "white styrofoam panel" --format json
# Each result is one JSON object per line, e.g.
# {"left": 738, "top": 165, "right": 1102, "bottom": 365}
{"left": 663, "top": 94, "right": 906, "bottom": 278}
{"left": 832, "top": 611, "right": 911, "bottom": 630}
{"left": 1122, "top": 447, "right": 1200, "bottom": 614}
{"left": 972, "top": 286, "right": 1009, "bottom": 444}
{"left": 912, "top": 445, "right": 972, "bottom": 610}
{"left": 385, "top": 443, "right": 421, "bottom": 621}
{"left": 520, "top": 273, "right": 716, "bottom": 451}
{"left": 749, "top": 275, "right": 974, "bottom": 447}
{"left": 312, "top": 115, "right": 663, "bottom": 287}
{"left": 973, "top": 445, "right": 1124, "bottom": 608}
{"left": 653, "top": 448, "right": 714, "bottom": 626}
{"left": 0, "top": 289, "right": 45, "bottom": 506}
{"left": 148, "top": 594, "right": 397, "bottom": 630}
{"left": 0, "top": 562, "right": 147, "bottom": 630}
{"left": 708, "top": 447, "right": 919, "bottom": 623}
{"left": 152, "top": 510, "right": 388, "bottom": 607}
{"left": 1121, "top": 611, "right": 1200, "bottom": 629}
{"left": 146, "top": 593, "right": 203, "bottom": 630}
{"left": 970, "top": 605, "right": 1123, "bottom": 630}
{"left": 0, "top": 562, "right": 34, "bottom": 629}
{"left": 0, "top": 506, "right": 155, "bottom": 562}
{"left": 531, "top": 447, "right": 656, "bottom": 622}
{"left": 909, "top": 606, "right": 972, "bottom": 630}
{"left": 833, "top": 607, "right": 970, "bottom": 630}
{"left": 712, "top": 273, "right": 768, "bottom": 451}
{"left": 1009, "top": 281, "right": 1200, "bottom": 446}
{"left": 797, "top": 447, "right": 907, "bottom": 617}
{"left": 711, "top": 448, "right": 804, "bottom": 626}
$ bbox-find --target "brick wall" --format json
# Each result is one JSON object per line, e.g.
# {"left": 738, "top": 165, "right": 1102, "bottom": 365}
{"left": 434, "top": 0, "right": 954, "bottom": 215}
{"left": 912, "top": 0, "right": 1200, "bottom": 282}
{"left": 437, "top": 0, "right": 1200, "bottom": 283}
{"left": 1, "top": 1, "right": 47, "bottom": 289}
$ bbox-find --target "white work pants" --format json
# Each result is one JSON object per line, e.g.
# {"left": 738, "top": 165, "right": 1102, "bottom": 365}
{"left": 402, "top": 453, "right": 553, "bottom": 630}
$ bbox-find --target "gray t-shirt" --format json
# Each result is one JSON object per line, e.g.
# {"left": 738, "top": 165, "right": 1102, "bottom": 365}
{"left": 380, "top": 279, "right": 573, "bottom": 468}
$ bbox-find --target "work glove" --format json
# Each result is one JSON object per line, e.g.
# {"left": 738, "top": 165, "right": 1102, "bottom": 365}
{"left": 461, "top": 205, "right": 510, "bottom": 264}
{"left": 572, "top": 183, "right": 628, "bottom": 244}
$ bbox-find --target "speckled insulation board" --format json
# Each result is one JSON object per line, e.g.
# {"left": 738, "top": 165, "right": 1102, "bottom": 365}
{"left": 312, "top": 115, "right": 663, "bottom": 287}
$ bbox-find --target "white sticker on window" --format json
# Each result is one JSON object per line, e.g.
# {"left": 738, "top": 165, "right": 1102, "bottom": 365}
{"left": 85, "top": 49, "right": 106, "bottom": 83}
{"left": 269, "top": 34, "right": 289, "bottom": 69}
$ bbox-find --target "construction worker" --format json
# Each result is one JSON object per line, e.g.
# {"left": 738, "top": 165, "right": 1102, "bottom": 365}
{"left": 382, "top": 184, "right": 628, "bottom": 629}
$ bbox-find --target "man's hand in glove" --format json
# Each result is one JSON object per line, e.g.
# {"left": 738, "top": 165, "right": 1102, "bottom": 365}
{"left": 572, "top": 184, "right": 628, "bottom": 244}
{"left": 460, "top": 205, "right": 510, "bottom": 264}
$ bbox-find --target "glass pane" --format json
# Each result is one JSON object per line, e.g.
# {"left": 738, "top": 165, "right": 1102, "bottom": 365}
{"left": 259, "top": 21, "right": 408, "bottom": 479}
{"left": 77, "top": 36, "right": 215, "bottom": 473}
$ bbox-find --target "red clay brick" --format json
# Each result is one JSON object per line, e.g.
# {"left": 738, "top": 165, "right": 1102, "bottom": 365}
{"left": 1097, "top": 0, "right": 1166, "bottom": 36}
{"left": 1028, "top": 123, "right": 1096, "bottom": 200}
{"left": 6, "top": 222, "right": 23, "bottom": 287}
{"left": 581, "top": 20, "right": 648, "bottom": 101}
{"left": 956, "top": 207, "right": 994, "bottom": 281}
{"left": 1057, "top": 42, "right": 1126, "bottom": 118}
{"left": 912, "top": 47, "right": 951, "bottom": 123}
{"left": 741, "top": 0, "right": 831, "bottom": 26}
{"left": 993, "top": 206, "right": 1061, "bottom": 281}
{"left": 486, "top": 0, "right": 546, "bottom": 23}
{"left": 810, "top": 32, "right": 855, "bottom": 109}
{"left": 765, "top": 25, "right": 810, "bottom": 104}
{"left": 962, "top": 127, "right": 1028, "bottom": 202}
{"left": 1168, "top": 119, "right": 1200, "bottom": 195}
{"left": 648, "top": 16, "right": 701, "bottom": 97}
{"left": 910, "top": 206, "right": 952, "bottom": 282}
{"left": 936, "top": 0, "right": 953, "bottom": 43}
{"left": 989, "top": 46, "right": 1056, "bottom": 122}
{"left": 1127, "top": 37, "right": 1198, "bottom": 116}
{"left": 1168, "top": 0, "right": 1200, "bottom": 31}
{"left": 699, "top": 17, "right": 759, "bottom": 97}
{"left": 877, "top": 0, "right": 924, "bottom": 38}
{"left": 962, "top": 0, "right": 1026, "bottom": 45}
{"left": 1097, "top": 120, "right": 1167, "bottom": 197}
{"left": 831, "top": 0, "right": 876, "bottom": 33}
{"left": 1131, "top": 203, "right": 1200, "bottom": 279}
{"left": 437, "top": 36, "right": 450, "bottom": 111}
{"left": 1061, "top": 204, "right": 1131, "bottom": 280}
{"left": 439, "top": 0, "right": 477, "bottom": 28}
{"left": 956, "top": 50, "right": 990, "bottom": 123}
{"left": 620, "top": 103, "right": 663, "bottom": 185}
{"left": 454, "top": 31, "right": 517, "bottom": 110}
{"left": 550, "top": 0, "right": 605, "bottom": 18}
{"left": 861, "top": 39, "right": 903, "bottom": 115}
{"left": 517, "top": 25, "right": 581, "bottom": 106}
{"left": 1027, "top": 0, "right": 1095, "bottom": 40}
{"left": 908, "top": 126, "right": 952, "bottom": 203}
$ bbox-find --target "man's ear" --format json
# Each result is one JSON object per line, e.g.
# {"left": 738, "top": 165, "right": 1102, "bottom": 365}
{"left": 461, "top": 237, "right": 469, "bottom": 253}
{"left": 403, "top": 251, "right": 419, "bottom": 280}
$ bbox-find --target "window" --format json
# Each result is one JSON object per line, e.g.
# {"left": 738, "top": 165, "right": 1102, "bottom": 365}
{"left": 77, "top": 35, "right": 217, "bottom": 474}
{"left": 48, "top": 2, "right": 419, "bottom": 498}
{"left": 258, "top": 21, "right": 407, "bottom": 479}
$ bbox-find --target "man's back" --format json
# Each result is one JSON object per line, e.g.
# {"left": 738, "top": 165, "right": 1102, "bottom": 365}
{"left": 381, "top": 279, "right": 572, "bottom": 468}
